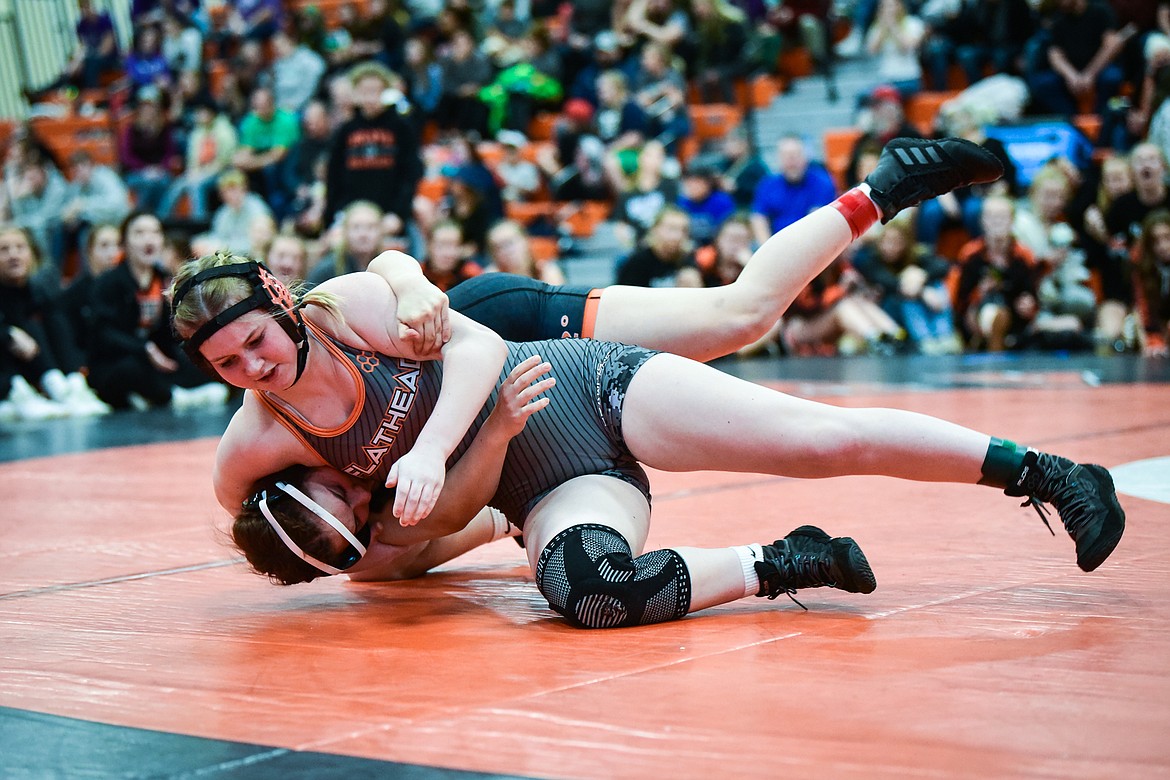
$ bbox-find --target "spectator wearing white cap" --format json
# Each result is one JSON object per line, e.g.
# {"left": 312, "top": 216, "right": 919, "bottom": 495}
{"left": 496, "top": 130, "right": 542, "bottom": 202}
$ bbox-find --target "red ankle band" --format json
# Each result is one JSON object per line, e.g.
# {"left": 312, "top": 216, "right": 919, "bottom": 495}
{"left": 831, "top": 188, "right": 880, "bottom": 240}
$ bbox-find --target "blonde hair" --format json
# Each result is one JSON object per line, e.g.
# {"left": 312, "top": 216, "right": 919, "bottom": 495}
{"left": 217, "top": 168, "right": 247, "bottom": 189}
{"left": 170, "top": 250, "right": 343, "bottom": 341}
{"left": 348, "top": 60, "right": 396, "bottom": 88}
{"left": 1097, "top": 156, "right": 1133, "bottom": 211}
{"left": 332, "top": 199, "right": 384, "bottom": 278}
{"left": 598, "top": 70, "right": 629, "bottom": 98}
{"left": 486, "top": 219, "right": 535, "bottom": 275}
{"left": 645, "top": 206, "right": 693, "bottom": 258}
{"left": 1029, "top": 164, "right": 1072, "bottom": 202}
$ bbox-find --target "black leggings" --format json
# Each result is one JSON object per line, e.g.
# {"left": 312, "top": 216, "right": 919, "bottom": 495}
{"left": 88, "top": 352, "right": 210, "bottom": 409}
{"left": 447, "top": 273, "right": 600, "bottom": 342}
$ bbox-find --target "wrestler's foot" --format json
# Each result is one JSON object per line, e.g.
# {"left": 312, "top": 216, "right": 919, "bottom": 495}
{"left": 865, "top": 137, "right": 1004, "bottom": 223}
{"left": 755, "top": 525, "right": 877, "bottom": 607}
{"left": 1005, "top": 453, "right": 1125, "bottom": 572}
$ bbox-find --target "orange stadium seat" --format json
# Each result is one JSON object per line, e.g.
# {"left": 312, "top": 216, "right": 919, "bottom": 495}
{"left": 289, "top": 0, "right": 350, "bottom": 27}
{"left": 688, "top": 103, "right": 743, "bottom": 142}
{"left": 527, "top": 112, "right": 559, "bottom": 142}
{"left": 905, "top": 90, "right": 961, "bottom": 135}
{"left": 29, "top": 114, "right": 118, "bottom": 167}
{"left": 561, "top": 200, "right": 611, "bottom": 238}
{"left": 822, "top": 126, "right": 863, "bottom": 190}
{"left": 777, "top": 46, "right": 814, "bottom": 79}
{"left": 676, "top": 135, "right": 700, "bottom": 166}
{"left": 738, "top": 74, "right": 781, "bottom": 109}
{"left": 476, "top": 142, "right": 505, "bottom": 173}
{"left": 935, "top": 224, "right": 971, "bottom": 262}
{"left": 1073, "top": 114, "right": 1102, "bottom": 143}
{"left": 529, "top": 235, "right": 559, "bottom": 263}
{"left": 505, "top": 201, "right": 558, "bottom": 225}
{"left": 416, "top": 177, "right": 449, "bottom": 202}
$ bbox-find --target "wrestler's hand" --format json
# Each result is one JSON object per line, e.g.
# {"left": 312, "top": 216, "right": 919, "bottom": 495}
{"left": 396, "top": 279, "right": 451, "bottom": 356}
{"left": 385, "top": 443, "right": 446, "bottom": 526}
{"left": 484, "top": 355, "right": 554, "bottom": 440}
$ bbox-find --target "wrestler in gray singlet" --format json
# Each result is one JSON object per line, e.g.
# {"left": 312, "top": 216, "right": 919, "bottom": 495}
{"left": 255, "top": 324, "right": 658, "bottom": 527}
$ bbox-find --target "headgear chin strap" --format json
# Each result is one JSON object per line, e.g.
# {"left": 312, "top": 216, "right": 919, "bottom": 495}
{"left": 173, "top": 261, "right": 309, "bottom": 383}
{"left": 252, "top": 481, "right": 369, "bottom": 575}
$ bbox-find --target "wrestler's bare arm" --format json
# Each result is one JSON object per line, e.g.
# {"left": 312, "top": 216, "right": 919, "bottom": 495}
{"left": 307, "top": 272, "right": 509, "bottom": 526}
{"left": 365, "top": 250, "right": 451, "bottom": 354}
{"left": 346, "top": 508, "right": 513, "bottom": 582}
{"left": 213, "top": 394, "right": 327, "bottom": 511}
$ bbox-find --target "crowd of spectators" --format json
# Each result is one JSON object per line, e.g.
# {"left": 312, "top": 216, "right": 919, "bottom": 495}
{"left": 1, "top": 0, "right": 1170, "bottom": 422}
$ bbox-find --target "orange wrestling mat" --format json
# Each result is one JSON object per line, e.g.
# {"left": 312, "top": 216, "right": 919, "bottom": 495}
{"left": 1, "top": 382, "right": 1168, "bottom": 778}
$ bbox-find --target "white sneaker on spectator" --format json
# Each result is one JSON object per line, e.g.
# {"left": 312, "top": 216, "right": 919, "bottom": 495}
{"left": 197, "top": 383, "right": 230, "bottom": 407}
{"left": 190, "top": 382, "right": 230, "bottom": 407}
{"left": 65, "top": 372, "right": 112, "bottom": 416}
{"left": 9, "top": 376, "right": 70, "bottom": 421}
{"left": 170, "top": 386, "right": 197, "bottom": 410}
{"left": 0, "top": 399, "right": 18, "bottom": 423}
{"left": 41, "top": 369, "right": 70, "bottom": 401}
{"left": 172, "top": 383, "right": 229, "bottom": 410}
{"left": 42, "top": 369, "right": 111, "bottom": 417}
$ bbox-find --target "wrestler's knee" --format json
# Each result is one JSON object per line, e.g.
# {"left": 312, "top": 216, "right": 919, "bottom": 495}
{"left": 534, "top": 524, "right": 691, "bottom": 629}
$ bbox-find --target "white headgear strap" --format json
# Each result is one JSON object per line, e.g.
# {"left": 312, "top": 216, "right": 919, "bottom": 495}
{"left": 257, "top": 481, "right": 368, "bottom": 575}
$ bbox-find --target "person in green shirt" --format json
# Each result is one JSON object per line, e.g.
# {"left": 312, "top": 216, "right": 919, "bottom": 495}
{"left": 233, "top": 86, "right": 300, "bottom": 220}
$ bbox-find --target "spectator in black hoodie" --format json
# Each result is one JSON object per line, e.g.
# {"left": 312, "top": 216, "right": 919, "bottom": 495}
{"left": 87, "top": 211, "right": 226, "bottom": 410}
{"left": 324, "top": 61, "right": 424, "bottom": 248}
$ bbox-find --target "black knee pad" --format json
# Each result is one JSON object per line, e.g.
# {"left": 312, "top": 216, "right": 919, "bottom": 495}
{"left": 534, "top": 524, "right": 692, "bottom": 629}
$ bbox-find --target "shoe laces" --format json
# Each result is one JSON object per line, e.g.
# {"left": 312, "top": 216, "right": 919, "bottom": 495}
{"left": 1020, "top": 497, "right": 1056, "bottom": 536}
{"left": 1021, "top": 457, "right": 1092, "bottom": 539}
{"left": 759, "top": 540, "right": 836, "bottom": 610}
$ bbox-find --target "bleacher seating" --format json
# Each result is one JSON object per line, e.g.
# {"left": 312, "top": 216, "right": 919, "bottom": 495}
{"left": 29, "top": 114, "right": 118, "bottom": 167}
{"left": 504, "top": 201, "right": 558, "bottom": 226}
{"left": 288, "top": 0, "right": 350, "bottom": 28}
{"left": 526, "top": 112, "right": 559, "bottom": 142}
{"left": 688, "top": 103, "right": 743, "bottom": 142}
{"left": 904, "top": 90, "right": 962, "bottom": 136}
{"left": 822, "top": 126, "right": 862, "bottom": 190}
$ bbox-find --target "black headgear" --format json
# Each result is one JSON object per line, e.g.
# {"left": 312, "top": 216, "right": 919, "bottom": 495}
{"left": 173, "top": 261, "right": 310, "bottom": 383}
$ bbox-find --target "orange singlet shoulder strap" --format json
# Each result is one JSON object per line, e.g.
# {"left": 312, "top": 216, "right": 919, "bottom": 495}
{"left": 254, "top": 321, "right": 367, "bottom": 437}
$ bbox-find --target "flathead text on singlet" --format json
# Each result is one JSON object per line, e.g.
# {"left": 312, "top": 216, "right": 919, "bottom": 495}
{"left": 344, "top": 357, "right": 421, "bottom": 478}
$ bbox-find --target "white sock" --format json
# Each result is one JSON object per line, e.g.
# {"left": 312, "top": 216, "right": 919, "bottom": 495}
{"left": 487, "top": 508, "right": 520, "bottom": 542}
{"left": 731, "top": 543, "right": 765, "bottom": 598}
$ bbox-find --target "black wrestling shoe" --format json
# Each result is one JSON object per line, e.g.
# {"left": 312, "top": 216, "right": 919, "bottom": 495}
{"left": 1005, "top": 453, "right": 1125, "bottom": 572}
{"left": 865, "top": 137, "right": 1005, "bottom": 223}
{"left": 755, "top": 525, "right": 877, "bottom": 608}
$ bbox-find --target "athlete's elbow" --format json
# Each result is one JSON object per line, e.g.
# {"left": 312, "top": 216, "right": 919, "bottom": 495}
{"left": 462, "top": 325, "right": 507, "bottom": 365}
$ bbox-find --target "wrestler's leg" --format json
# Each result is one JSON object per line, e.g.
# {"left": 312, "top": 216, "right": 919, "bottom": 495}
{"left": 619, "top": 354, "right": 1124, "bottom": 571}
{"left": 592, "top": 206, "right": 855, "bottom": 361}
{"left": 592, "top": 137, "right": 1004, "bottom": 362}
{"left": 620, "top": 353, "right": 989, "bottom": 482}
{"left": 522, "top": 475, "right": 869, "bottom": 625}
